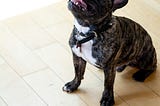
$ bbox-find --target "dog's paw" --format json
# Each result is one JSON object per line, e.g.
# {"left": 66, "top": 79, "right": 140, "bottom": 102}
{"left": 62, "top": 80, "right": 80, "bottom": 93}
{"left": 132, "top": 71, "right": 145, "bottom": 82}
{"left": 100, "top": 97, "right": 114, "bottom": 106}
{"left": 132, "top": 69, "right": 154, "bottom": 82}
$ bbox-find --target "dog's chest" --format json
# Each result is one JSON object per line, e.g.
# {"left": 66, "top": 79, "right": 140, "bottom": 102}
{"left": 71, "top": 20, "right": 98, "bottom": 66}
{"left": 72, "top": 40, "right": 97, "bottom": 65}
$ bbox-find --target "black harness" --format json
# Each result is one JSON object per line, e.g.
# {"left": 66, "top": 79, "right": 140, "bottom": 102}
{"left": 76, "top": 31, "right": 97, "bottom": 48}
{"left": 74, "top": 20, "right": 113, "bottom": 52}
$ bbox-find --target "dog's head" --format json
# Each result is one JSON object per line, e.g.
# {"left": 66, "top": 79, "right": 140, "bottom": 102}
{"left": 68, "top": 0, "right": 128, "bottom": 25}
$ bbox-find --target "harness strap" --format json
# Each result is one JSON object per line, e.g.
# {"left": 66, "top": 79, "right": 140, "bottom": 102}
{"left": 76, "top": 31, "right": 97, "bottom": 52}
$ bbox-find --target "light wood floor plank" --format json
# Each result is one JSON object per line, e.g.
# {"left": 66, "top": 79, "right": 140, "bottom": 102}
{"left": 24, "top": 69, "right": 87, "bottom": 106}
{"left": 0, "top": 63, "right": 47, "bottom": 106}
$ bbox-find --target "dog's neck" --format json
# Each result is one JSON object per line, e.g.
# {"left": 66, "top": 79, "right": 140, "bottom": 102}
{"left": 74, "top": 18, "right": 113, "bottom": 49}
{"left": 74, "top": 19, "right": 90, "bottom": 34}
{"left": 74, "top": 17, "right": 113, "bottom": 34}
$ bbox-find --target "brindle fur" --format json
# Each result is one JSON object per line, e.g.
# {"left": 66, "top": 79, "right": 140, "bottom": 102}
{"left": 63, "top": 0, "right": 157, "bottom": 106}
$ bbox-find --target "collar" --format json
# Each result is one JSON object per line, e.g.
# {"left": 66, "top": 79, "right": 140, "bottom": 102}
{"left": 74, "top": 25, "right": 97, "bottom": 52}
{"left": 76, "top": 30, "right": 97, "bottom": 48}
{"left": 74, "top": 19, "right": 113, "bottom": 52}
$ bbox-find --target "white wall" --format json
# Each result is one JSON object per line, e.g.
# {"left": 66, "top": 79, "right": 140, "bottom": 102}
{"left": 0, "top": 0, "right": 61, "bottom": 20}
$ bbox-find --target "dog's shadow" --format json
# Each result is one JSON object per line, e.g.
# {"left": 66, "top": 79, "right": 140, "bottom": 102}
{"left": 115, "top": 66, "right": 159, "bottom": 104}
{"left": 115, "top": 90, "right": 156, "bottom": 105}
{"left": 119, "top": 66, "right": 157, "bottom": 82}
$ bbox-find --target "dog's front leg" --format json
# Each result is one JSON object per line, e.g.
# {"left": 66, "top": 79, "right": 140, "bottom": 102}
{"left": 63, "top": 53, "right": 86, "bottom": 93}
{"left": 100, "top": 66, "right": 116, "bottom": 106}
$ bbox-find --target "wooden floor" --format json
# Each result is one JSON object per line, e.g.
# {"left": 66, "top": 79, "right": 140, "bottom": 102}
{"left": 0, "top": 0, "right": 160, "bottom": 106}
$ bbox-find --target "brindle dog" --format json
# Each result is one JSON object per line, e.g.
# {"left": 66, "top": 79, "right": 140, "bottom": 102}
{"left": 62, "top": 0, "right": 157, "bottom": 105}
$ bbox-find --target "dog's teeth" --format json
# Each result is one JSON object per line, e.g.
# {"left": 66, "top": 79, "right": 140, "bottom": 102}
{"left": 75, "top": 2, "right": 79, "bottom": 5}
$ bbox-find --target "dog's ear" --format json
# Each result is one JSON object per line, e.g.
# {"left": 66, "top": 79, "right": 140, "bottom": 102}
{"left": 112, "top": 0, "right": 128, "bottom": 11}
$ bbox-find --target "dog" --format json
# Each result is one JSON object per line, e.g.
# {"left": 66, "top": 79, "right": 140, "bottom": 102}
{"left": 62, "top": 0, "right": 157, "bottom": 105}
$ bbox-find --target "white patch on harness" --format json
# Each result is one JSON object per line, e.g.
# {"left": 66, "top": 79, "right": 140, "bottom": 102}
{"left": 72, "top": 20, "right": 98, "bottom": 66}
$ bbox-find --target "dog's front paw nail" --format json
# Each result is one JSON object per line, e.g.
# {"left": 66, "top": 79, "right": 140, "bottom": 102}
{"left": 62, "top": 81, "right": 80, "bottom": 93}
{"left": 62, "top": 84, "right": 72, "bottom": 93}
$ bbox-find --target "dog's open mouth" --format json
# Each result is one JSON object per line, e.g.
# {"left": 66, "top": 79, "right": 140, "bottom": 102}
{"left": 70, "top": 0, "right": 87, "bottom": 11}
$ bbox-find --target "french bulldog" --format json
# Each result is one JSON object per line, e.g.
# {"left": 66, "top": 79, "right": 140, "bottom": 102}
{"left": 62, "top": 0, "right": 157, "bottom": 105}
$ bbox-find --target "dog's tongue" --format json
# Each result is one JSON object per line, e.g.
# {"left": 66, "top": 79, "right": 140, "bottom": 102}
{"left": 71, "top": 0, "right": 87, "bottom": 9}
